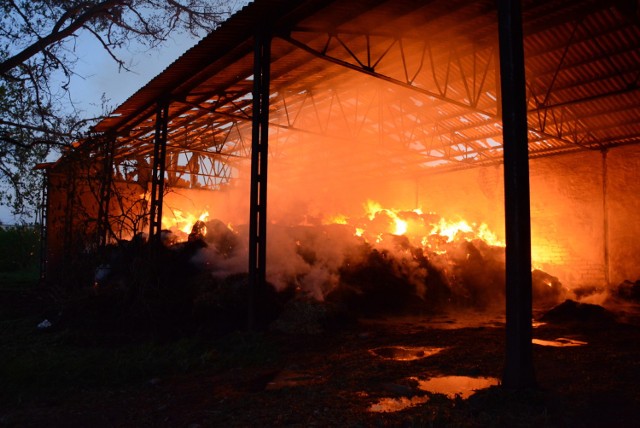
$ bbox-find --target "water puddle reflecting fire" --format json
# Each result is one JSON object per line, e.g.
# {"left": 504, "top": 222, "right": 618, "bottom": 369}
{"left": 369, "top": 346, "right": 445, "bottom": 361}
{"left": 412, "top": 375, "right": 500, "bottom": 399}
{"left": 368, "top": 395, "right": 430, "bottom": 413}
{"left": 367, "top": 375, "right": 500, "bottom": 412}
{"left": 532, "top": 337, "right": 588, "bottom": 347}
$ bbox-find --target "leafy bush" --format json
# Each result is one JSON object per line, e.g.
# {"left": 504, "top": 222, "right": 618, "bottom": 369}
{"left": 0, "top": 225, "right": 40, "bottom": 272}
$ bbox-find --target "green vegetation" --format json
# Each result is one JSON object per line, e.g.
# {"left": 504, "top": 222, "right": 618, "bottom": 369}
{"left": 1, "top": 319, "right": 207, "bottom": 399}
{"left": 0, "top": 281, "right": 279, "bottom": 407}
{"left": 0, "top": 225, "right": 282, "bottom": 406}
{"left": 0, "top": 225, "right": 40, "bottom": 283}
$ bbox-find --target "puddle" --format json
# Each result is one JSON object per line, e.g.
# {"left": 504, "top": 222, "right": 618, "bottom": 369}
{"left": 412, "top": 375, "right": 500, "bottom": 399}
{"left": 532, "top": 337, "right": 588, "bottom": 347}
{"left": 360, "top": 314, "right": 506, "bottom": 331}
{"left": 265, "top": 370, "right": 324, "bottom": 390}
{"left": 418, "top": 314, "right": 506, "bottom": 329}
{"left": 369, "top": 346, "right": 445, "bottom": 361}
{"left": 368, "top": 395, "right": 430, "bottom": 413}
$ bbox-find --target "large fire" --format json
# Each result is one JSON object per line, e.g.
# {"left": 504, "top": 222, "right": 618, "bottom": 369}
{"left": 324, "top": 199, "right": 504, "bottom": 252}
{"left": 165, "top": 199, "right": 503, "bottom": 255}
{"left": 100, "top": 195, "right": 566, "bottom": 316}
{"left": 163, "top": 209, "right": 209, "bottom": 238}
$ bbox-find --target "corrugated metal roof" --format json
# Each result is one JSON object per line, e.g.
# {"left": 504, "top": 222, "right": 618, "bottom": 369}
{"left": 85, "top": 0, "right": 639, "bottom": 186}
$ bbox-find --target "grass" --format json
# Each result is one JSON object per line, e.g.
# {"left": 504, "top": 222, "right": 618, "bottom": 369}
{"left": 0, "top": 223, "right": 280, "bottom": 405}
{"left": 2, "top": 322, "right": 201, "bottom": 391}
{"left": 0, "top": 273, "right": 280, "bottom": 408}
{"left": 0, "top": 321, "right": 278, "bottom": 402}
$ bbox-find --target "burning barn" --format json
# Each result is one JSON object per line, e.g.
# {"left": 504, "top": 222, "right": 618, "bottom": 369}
{"left": 40, "top": 0, "right": 640, "bottom": 387}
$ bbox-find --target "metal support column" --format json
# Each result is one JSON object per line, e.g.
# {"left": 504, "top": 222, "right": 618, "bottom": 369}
{"left": 149, "top": 100, "right": 169, "bottom": 243}
{"left": 602, "top": 149, "right": 610, "bottom": 286}
{"left": 248, "top": 28, "right": 271, "bottom": 329}
{"left": 62, "top": 163, "right": 77, "bottom": 282}
{"left": 39, "top": 169, "right": 49, "bottom": 282}
{"left": 97, "top": 136, "right": 115, "bottom": 247}
{"left": 498, "top": 0, "right": 536, "bottom": 388}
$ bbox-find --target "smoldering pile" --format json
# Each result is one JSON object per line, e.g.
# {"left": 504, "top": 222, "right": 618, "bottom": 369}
{"left": 92, "top": 216, "right": 567, "bottom": 334}
{"left": 189, "top": 217, "right": 567, "bottom": 325}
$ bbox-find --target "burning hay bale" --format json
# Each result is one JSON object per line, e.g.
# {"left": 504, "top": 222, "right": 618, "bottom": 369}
{"left": 429, "top": 239, "right": 506, "bottom": 310}
{"left": 203, "top": 219, "right": 240, "bottom": 257}
{"left": 79, "top": 206, "right": 573, "bottom": 338}
{"left": 327, "top": 243, "right": 428, "bottom": 317}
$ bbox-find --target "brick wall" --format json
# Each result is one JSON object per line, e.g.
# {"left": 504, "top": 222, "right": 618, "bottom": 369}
{"left": 529, "top": 151, "right": 606, "bottom": 287}
{"left": 606, "top": 145, "right": 640, "bottom": 285}
{"left": 413, "top": 145, "right": 640, "bottom": 289}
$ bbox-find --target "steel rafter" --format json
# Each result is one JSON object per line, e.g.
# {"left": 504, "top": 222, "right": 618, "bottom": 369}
{"left": 279, "top": 31, "right": 499, "bottom": 117}
{"left": 280, "top": 30, "right": 587, "bottom": 163}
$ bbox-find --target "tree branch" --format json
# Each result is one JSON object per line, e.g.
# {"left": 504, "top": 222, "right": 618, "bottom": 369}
{"left": 83, "top": 25, "right": 131, "bottom": 72}
{"left": 0, "top": 0, "right": 124, "bottom": 76}
{"left": 0, "top": 119, "right": 77, "bottom": 142}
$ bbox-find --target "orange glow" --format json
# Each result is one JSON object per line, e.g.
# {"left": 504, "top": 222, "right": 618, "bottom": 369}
{"left": 328, "top": 214, "right": 349, "bottom": 225}
{"left": 364, "top": 200, "right": 410, "bottom": 236}
{"left": 364, "top": 200, "right": 384, "bottom": 220}
{"left": 163, "top": 209, "right": 209, "bottom": 237}
{"left": 393, "top": 218, "right": 408, "bottom": 235}
{"left": 432, "top": 218, "right": 473, "bottom": 241}
{"left": 325, "top": 200, "right": 504, "bottom": 251}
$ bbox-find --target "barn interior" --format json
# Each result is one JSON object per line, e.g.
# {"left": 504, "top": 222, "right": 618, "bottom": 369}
{"left": 38, "top": 0, "right": 640, "bottom": 395}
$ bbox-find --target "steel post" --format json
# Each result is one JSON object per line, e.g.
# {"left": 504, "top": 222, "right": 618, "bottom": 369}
{"left": 149, "top": 101, "right": 169, "bottom": 244}
{"left": 498, "top": 0, "right": 536, "bottom": 389}
{"left": 39, "top": 169, "right": 49, "bottom": 282}
{"left": 97, "top": 136, "right": 115, "bottom": 247}
{"left": 248, "top": 28, "right": 271, "bottom": 329}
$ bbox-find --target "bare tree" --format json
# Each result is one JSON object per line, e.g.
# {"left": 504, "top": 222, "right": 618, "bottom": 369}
{"left": 0, "top": 0, "right": 238, "bottom": 218}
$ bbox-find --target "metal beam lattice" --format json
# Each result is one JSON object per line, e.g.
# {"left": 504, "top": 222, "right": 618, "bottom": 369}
{"left": 279, "top": 32, "right": 499, "bottom": 118}
{"left": 149, "top": 101, "right": 169, "bottom": 243}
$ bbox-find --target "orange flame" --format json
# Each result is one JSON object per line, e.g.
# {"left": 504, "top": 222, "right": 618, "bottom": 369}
{"left": 163, "top": 210, "right": 209, "bottom": 237}
{"left": 325, "top": 200, "right": 504, "bottom": 250}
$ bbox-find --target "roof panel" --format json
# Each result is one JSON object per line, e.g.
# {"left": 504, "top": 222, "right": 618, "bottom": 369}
{"left": 84, "top": 0, "right": 640, "bottom": 186}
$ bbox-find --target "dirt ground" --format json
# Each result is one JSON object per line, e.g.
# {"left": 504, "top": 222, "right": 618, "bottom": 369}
{"left": 2, "top": 285, "right": 640, "bottom": 428}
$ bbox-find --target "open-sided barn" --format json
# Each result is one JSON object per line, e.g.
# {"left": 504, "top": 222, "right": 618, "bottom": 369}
{"left": 40, "top": 0, "right": 640, "bottom": 388}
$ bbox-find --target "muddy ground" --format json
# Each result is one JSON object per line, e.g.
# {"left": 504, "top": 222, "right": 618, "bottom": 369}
{"left": 1, "top": 285, "right": 640, "bottom": 427}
